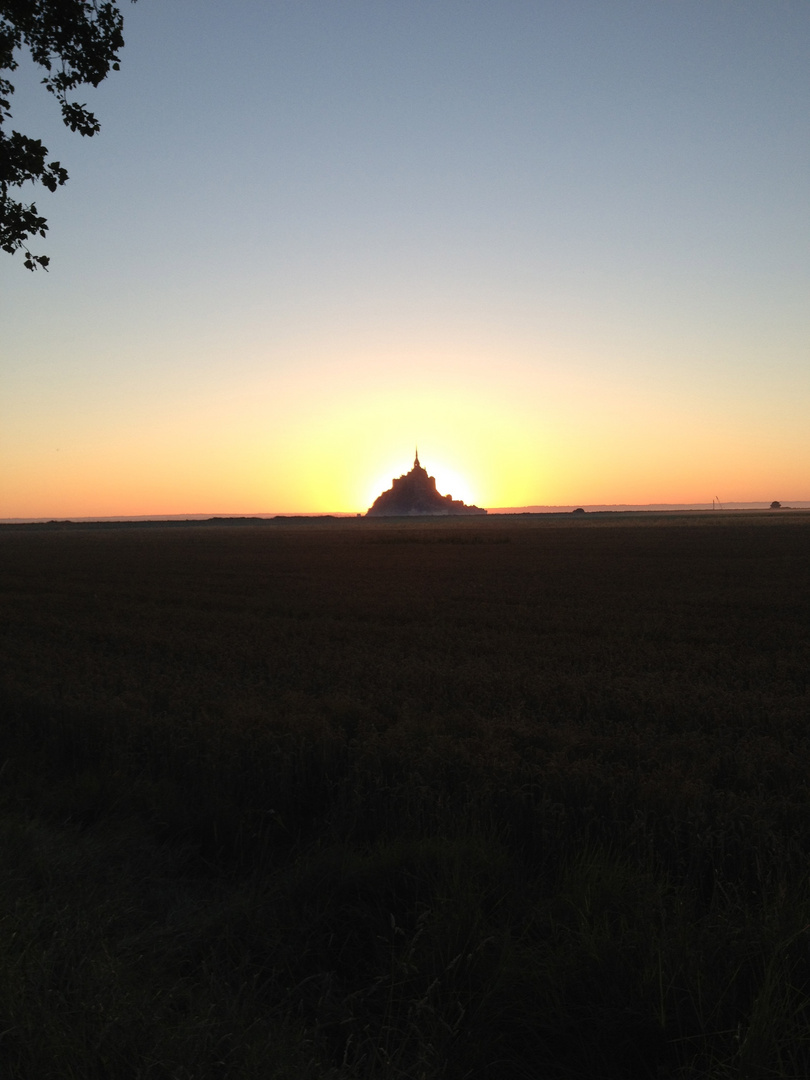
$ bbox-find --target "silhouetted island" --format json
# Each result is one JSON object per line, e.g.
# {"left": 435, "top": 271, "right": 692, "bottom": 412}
{"left": 367, "top": 451, "right": 487, "bottom": 516}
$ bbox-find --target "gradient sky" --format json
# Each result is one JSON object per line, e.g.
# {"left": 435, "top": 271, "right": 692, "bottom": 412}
{"left": 2, "top": 0, "right": 808, "bottom": 516}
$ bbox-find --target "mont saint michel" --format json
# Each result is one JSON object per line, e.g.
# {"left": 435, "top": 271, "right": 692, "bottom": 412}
{"left": 366, "top": 451, "right": 487, "bottom": 516}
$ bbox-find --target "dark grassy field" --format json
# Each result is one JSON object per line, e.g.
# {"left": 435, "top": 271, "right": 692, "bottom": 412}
{"left": 2, "top": 512, "right": 810, "bottom": 1079}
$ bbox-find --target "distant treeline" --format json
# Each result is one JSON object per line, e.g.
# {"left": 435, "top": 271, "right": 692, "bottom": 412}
{"left": 0, "top": 515, "right": 345, "bottom": 531}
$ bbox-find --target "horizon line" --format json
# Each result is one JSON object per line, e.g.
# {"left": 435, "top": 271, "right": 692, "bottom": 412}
{"left": 4, "top": 500, "right": 810, "bottom": 524}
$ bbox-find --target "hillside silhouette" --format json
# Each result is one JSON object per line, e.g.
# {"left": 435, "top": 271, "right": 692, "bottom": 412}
{"left": 367, "top": 451, "right": 486, "bottom": 516}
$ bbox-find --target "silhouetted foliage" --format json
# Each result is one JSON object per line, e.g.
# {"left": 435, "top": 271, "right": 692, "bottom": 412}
{"left": 770, "top": 501, "right": 782, "bottom": 510}
{"left": 0, "top": 0, "right": 132, "bottom": 270}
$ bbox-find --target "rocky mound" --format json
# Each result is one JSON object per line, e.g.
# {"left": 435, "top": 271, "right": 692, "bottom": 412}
{"left": 366, "top": 453, "right": 487, "bottom": 517}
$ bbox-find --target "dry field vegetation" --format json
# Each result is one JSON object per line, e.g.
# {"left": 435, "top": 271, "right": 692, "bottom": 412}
{"left": 1, "top": 512, "right": 810, "bottom": 1079}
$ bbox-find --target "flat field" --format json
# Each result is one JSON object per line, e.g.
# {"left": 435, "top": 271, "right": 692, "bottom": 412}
{"left": 2, "top": 513, "right": 810, "bottom": 1078}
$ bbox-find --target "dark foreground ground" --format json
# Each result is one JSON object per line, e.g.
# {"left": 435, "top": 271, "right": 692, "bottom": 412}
{"left": 1, "top": 512, "right": 810, "bottom": 1079}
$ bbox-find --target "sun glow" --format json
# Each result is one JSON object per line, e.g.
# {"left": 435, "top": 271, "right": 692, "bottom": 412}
{"left": 426, "top": 462, "right": 478, "bottom": 507}
{"left": 10, "top": 327, "right": 808, "bottom": 519}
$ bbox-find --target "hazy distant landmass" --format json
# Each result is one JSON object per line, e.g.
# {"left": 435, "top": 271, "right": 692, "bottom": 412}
{"left": 488, "top": 502, "right": 810, "bottom": 514}
{"left": 3, "top": 503, "right": 809, "bottom": 527}
{"left": 366, "top": 452, "right": 487, "bottom": 517}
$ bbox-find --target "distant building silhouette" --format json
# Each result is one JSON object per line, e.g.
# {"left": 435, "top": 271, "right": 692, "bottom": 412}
{"left": 366, "top": 450, "right": 487, "bottom": 516}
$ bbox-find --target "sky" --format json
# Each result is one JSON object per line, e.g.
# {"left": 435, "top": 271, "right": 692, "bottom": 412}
{"left": 1, "top": 0, "right": 808, "bottom": 517}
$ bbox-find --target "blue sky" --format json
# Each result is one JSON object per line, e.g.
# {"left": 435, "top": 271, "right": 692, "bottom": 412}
{"left": 2, "top": 1, "right": 808, "bottom": 515}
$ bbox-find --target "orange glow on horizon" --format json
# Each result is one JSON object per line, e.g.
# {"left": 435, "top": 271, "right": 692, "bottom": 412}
{"left": 3, "top": 347, "right": 809, "bottom": 519}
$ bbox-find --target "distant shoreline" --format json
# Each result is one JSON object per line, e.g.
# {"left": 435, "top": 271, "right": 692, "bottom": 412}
{"left": 3, "top": 503, "right": 810, "bottom": 528}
